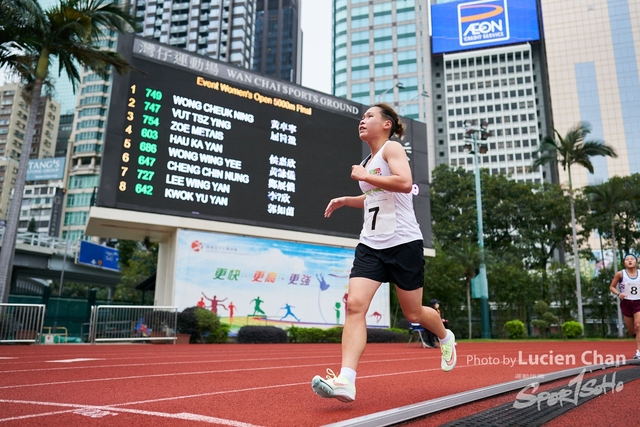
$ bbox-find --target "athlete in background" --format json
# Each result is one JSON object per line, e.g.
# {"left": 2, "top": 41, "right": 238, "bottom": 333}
{"left": 609, "top": 254, "right": 640, "bottom": 360}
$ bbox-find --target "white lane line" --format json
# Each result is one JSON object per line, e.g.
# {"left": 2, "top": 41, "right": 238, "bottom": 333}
{"left": 0, "top": 349, "right": 343, "bottom": 365}
{"left": 0, "top": 366, "right": 465, "bottom": 411}
{"left": 0, "top": 363, "right": 324, "bottom": 390}
{"left": 106, "top": 367, "right": 469, "bottom": 408}
{"left": 46, "top": 358, "right": 105, "bottom": 363}
{"left": 4, "top": 350, "right": 402, "bottom": 366}
{"left": 0, "top": 357, "right": 446, "bottom": 390}
{"left": 0, "top": 367, "right": 473, "bottom": 424}
{"left": 0, "top": 408, "right": 77, "bottom": 422}
{"left": 0, "top": 399, "right": 264, "bottom": 426}
{"left": 0, "top": 354, "right": 436, "bottom": 374}
{"left": 0, "top": 355, "right": 335, "bottom": 372}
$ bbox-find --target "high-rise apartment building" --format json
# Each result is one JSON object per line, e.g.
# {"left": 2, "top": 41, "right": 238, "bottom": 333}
{"left": 0, "top": 84, "right": 29, "bottom": 163}
{"left": 0, "top": 83, "right": 60, "bottom": 220}
{"left": 30, "top": 96, "right": 60, "bottom": 160}
{"left": 62, "top": 34, "right": 116, "bottom": 242}
{"left": 133, "top": 0, "right": 255, "bottom": 68}
{"left": 63, "top": 0, "right": 259, "bottom": 242}
{"left": 252, "top": 0, "right": 302, "bottom": 83}
{"left": 432, "top": 42, "right": 551, "bottom": 184}
{"left": 541, "top": 0, "right": 640, "bottom": 188}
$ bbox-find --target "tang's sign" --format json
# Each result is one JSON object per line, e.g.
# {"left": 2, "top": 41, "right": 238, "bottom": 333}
{"left": 432, "top": 0, "right": 540, "bottom": 54}
{"left": 26, "top": 157, "right": 66, "bottom": 181}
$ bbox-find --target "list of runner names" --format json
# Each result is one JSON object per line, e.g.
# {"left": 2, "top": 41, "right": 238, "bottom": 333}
{"left": 161, "top": 94, "right": 299, "bottom": 216}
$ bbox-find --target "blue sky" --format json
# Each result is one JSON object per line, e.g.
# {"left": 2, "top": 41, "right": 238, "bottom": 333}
{"left": 300, "top": 0, "right": 332, "bottom": 94}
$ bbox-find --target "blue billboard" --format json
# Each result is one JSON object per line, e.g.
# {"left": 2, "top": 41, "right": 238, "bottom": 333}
{"left": 431, "top": 0, "right": 540, "bottom": 55}
{"left": 77, "top": 240, "right": 120, "bottom": 271}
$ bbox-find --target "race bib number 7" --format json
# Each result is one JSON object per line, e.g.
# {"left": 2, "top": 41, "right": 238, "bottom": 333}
{"left": 362, "top": 192, "right": 396, "bottom": 236}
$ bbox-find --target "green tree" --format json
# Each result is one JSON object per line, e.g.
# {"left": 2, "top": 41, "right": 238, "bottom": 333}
{"left": 531, "top": 300, "right": 559, "bottom": 338}
{"left": 487, "top": 258, "right": 537, "bottom": 334}
{"left": 0, "top": 0, "right": 137, "bottom": 303}
{"left": 115, "top": 239, "right": 157, "bottom": 303}
{"left": 546, "top": 262, "right": 578, "bottom": 324}
{"left": 480, "top": 172, "right": 530, "bottom": 253}
{"left": 583, "top": 266, "right": 619, "bottom": 338}
{"left": 444, "top": 241, "right": 484, "bottom": 339}
{"left": 532, "top": 122, "right": 618, "bottom": 327}
{"left": 423, "top": 242, "right": 468, "bottom": 332}
{"left": 0, "top": 1, "right": 42, "bottom": 72}
{"left": 431, "top": 165, "right": 579, "bottom": 270}
{"left": 584, "top": 177, "right": 631, "bottom": 269}
{"left": 26, "top": 218, "right": 37, "bottom": 233}
{"left": 517, "top": 183, "right": 574, "bottom": 270}
{"left": 430, "top": 165, "right": 477, "bottom": 244}
{"left": 584, "top": 175, "right": 640, "bottom": 262}
{"left": 583, "top": 176, "right": 640, "bottom": 337}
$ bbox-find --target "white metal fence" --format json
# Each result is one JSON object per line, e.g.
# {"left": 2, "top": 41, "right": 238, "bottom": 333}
{"left": 0, "top": 230, "right": 77, "bottom": 255}
{"left": 0, "top": 303, "right": 46, "bottom": 344}
{"left": 89, "top": 305, "right": 178, "bottom": 344}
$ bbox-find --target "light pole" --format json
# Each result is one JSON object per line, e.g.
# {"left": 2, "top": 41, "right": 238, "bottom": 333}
{"left": 399, "top": 91, "right": 429, "bottom": 116}
{"left": 53, "top": 218, "right": 72, "bottom": 332}
{"left": 463, "top": 120, "right": 491, "bottom": 339}
{"left": 377, "top": 82, "right": 404, "bottom": 103}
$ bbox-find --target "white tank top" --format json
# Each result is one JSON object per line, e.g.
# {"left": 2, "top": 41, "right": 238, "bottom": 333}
{"left": 620, "top": 270, "right": 640, "bottom": 300}
{"left": 358, "top": 141, "right": 423, "bottom": 249}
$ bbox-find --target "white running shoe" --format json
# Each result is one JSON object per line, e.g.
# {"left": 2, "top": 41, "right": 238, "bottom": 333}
{"left": 633, "top": 351, "right": 640, "bottom": 360}
{"left": 440, "top": 330, "right": 457, "bottom": 372}
{"left": 311, "top": 369, "right": 356, "bottom": 403}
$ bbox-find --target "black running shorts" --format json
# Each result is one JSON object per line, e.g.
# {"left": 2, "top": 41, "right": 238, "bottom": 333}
{"left": 349, "top": 240, "right": 425, "bottom": 291}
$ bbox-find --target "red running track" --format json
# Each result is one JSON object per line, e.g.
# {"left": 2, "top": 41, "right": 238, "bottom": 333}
{"left": 0, "top": 340, "right": 637, "bottom": 426}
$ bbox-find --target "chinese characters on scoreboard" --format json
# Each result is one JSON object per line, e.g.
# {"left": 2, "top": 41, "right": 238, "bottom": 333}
{"left": 267, "top": 119, "right": 297, "bottom": 218}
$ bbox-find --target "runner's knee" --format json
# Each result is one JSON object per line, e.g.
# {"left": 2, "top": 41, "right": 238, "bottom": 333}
{"left": 401, "top": 307, "right": 422, "bottom": 323}
{"left": 345, "top": 299, "right": 369, "bottom": 316}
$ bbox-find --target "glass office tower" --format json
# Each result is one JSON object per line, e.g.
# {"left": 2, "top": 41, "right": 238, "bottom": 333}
{"left": 253, "top": 0, "right": 302, "bottom": 83}
{"left": 541, "top": 0, "right": 640, "bottom": 188}
{"left": 332, "top": 0, "right": 435, "bottom": 165}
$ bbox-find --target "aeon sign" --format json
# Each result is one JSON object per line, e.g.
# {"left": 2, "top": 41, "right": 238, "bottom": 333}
{"left": 458, "top": 0, "right": 510, "bottom": 46}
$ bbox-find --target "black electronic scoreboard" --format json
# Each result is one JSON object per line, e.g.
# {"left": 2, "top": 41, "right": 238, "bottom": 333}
{"left": 100, "top": 35, "right": 432, "bottom": 242}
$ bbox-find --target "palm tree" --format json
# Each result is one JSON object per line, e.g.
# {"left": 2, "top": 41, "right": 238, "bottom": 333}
{"left": 0, "top": 0, "right": 137, "bottom": 303}
{"left": 0, "top": 1, "right": 40, "bottom": 76}
{"left": 532, "top": 122, "right": 617, "bottom": 328}
{"left": 584, "top": 177, "right": 639, "bottom": 337}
